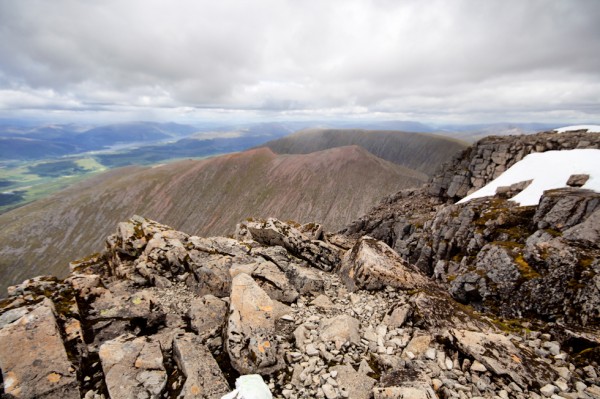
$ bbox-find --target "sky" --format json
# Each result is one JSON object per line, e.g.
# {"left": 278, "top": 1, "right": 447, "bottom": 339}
{"left": 0, "top": 0, "right": 599, "bottom": 125}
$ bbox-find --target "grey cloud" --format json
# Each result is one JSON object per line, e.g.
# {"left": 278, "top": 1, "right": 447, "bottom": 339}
{"left": 0, "top": 0, "right": 599, "bottom": 123}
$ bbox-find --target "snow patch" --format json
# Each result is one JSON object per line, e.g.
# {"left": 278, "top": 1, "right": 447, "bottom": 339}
{"left": 554, "top": 125, "right": 600, "bottom": 133}
{"left": 221, "top": 374, "right": 273, "bottom": 399}
{"left": 458, "top": 149, "right": 600, "bottom": 206}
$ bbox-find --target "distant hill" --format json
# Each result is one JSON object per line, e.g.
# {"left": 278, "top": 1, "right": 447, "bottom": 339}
{"left": 0, "top": 137, "right": 79, "bottom": 160}
{"left": 0, "top": 145, "right": 426, "bottom": 292}
{"left": 260, "top": 128, "right": 468, "bottom": 176}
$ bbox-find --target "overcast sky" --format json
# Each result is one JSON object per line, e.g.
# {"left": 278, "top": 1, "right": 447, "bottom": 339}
{"left": 0, "top": 0, "right": 599, "bottom": 124}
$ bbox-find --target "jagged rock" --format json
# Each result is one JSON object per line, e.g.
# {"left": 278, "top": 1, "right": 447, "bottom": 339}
{"left": 172, "top": 333, "right": 230, "bottom": 398}
{"left": 533, "top": 189, "right": 600, "bottom": 231}
{"left": 226, "top": 273, "right": 282, "bottom": 374}
{"left": 188, "top": 294, "right": 228, "bottom": 340}
{"left": 339, "top": 237, "right": 428, "bottom": 292}
{"left": 186, "top": 251, "right": 233, "bottom": 297}
{"left": 563, "top": 208, "right": 600, "bottom": 248}
{"left": 99, "top": 334, "right": 167, "bottom": 398}
{"left": 450, "top": 329, "right": 557, "bottom": 389}
{"left": 239, "top": 218, "right": 341, "bottom": 272}
{"left": 0, "top": 301, "right": 78, "bottom": 398}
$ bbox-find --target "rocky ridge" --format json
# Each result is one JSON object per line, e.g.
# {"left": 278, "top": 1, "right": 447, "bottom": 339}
{"left": 0, "top": 216, "right": 599, "bottom": 399}
{"left": 342, "top": 130, "right": 600, "bottom": 328}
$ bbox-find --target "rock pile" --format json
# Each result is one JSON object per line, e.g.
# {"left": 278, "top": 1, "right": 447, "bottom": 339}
{"left": 0, "top": 216, "right": 598, "bottom": 398}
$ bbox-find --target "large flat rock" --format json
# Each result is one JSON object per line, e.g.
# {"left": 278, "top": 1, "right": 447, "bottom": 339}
{"left": 0, "top": 302, "right": 78, "bottom": 398}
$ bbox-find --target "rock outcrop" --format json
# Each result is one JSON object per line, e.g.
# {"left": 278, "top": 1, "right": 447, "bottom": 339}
{"left": 429, "top": 130, "right": 599, "bottom": 202}
{"left": 1, "top": 216, "right": 598, "bottom": 398}
{"left": 342, "top": 131, "right": 600, "bottom": 328}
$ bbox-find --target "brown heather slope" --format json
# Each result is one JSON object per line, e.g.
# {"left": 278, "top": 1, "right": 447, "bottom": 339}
{"left": 261, "top": 128, "right": 468, "bottom": 176}
{"left": 0, "top": 145, "right": 426, "bottom": 293}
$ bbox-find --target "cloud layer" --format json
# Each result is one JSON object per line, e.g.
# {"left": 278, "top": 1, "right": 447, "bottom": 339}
{"left": 1, "top": 0, "right": 599, "bottom": 123}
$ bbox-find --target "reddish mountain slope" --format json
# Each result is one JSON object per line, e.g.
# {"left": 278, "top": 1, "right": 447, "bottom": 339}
{"left": 0, "top": 146, "right": 426, "bottom": 292}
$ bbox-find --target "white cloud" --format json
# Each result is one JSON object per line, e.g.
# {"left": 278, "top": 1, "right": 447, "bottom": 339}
{"left": 0, "top": 0, "right": 599, "bottom": 123}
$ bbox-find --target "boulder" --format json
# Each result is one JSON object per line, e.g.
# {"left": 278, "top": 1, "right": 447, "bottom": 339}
{"left": 0, "top": 302, "right": 78, "bottom": 399}
{"left": 226, "top": 273, "right": 282, "bottom": 374}
{"left": 339, "top": 237, "right": 428, "bottom": 292}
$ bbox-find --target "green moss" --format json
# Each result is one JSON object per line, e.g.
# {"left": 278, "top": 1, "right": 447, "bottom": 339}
{"left": 515, "top": 255, "right": 541, "bottom": 280}
{"left": 579, "top": 256, "right": 594, "bottom": 268}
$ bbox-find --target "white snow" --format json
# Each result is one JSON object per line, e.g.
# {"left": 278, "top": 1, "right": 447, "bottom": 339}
{"left": 554, "top": 125, "right": 600, "bottom": 133}
{"left": 221, "top": 374, "right": 273, "bottom": 399}
{"left": 458, "top": 149, "right": 600, "bottom": 206}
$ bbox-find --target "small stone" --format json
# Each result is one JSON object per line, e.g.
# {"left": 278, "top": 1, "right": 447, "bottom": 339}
{"left": 540, "top": 384, "right": 558, "bottom": 397}
{"left": 471, "top": 360, "right": 487, "bottom": 373}
{"left": 554, "top": 353, "right": 567, "bottom": 361}
{"left": 306, "top": 344, "right": 319, "bottom": 357}
{"left": 583, "top": 365, "right": 598, "bottom": 379}
{"left": 574, "top": 381, "right": 587, "bottom": 392}
{"left": 445, "top": 358, "right": 454, "bottom": 370}
{"left": 322, "top": 383, "right": 339, "bottom": 399}
{"left": 425, "top": 348, "right": 437, "bottom": 360}
{"left": 554, "top": 380, "right": 568, "bottom": 392}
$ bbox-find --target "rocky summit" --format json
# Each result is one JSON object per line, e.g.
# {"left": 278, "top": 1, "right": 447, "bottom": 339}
{"left": 0, "top": 214, "right": 597, "bottom": 399}
{"left": 0, "top": 129, "right": 599, "bottom": 399}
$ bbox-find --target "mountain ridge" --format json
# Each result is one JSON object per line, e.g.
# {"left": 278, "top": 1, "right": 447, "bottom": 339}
{"left": 0, "top": 145, "right": 426, "bottom": 292}
{"left": 261, "top": 128, "right": 468, "bottom": 176}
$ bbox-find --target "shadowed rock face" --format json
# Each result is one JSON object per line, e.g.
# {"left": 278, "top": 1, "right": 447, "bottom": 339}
{"left": 0, "top": 217, "right": 598, "bottom": 398}
{"left": 0, "top": 145, "right": 427, "bottom": 293}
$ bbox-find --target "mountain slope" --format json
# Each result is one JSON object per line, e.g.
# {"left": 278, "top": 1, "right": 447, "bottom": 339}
{"left": 261, "top": 128, "right": 468, "bottom": 176}
{"left": 0, "top": 145, "right": 426, "bottom": 292}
